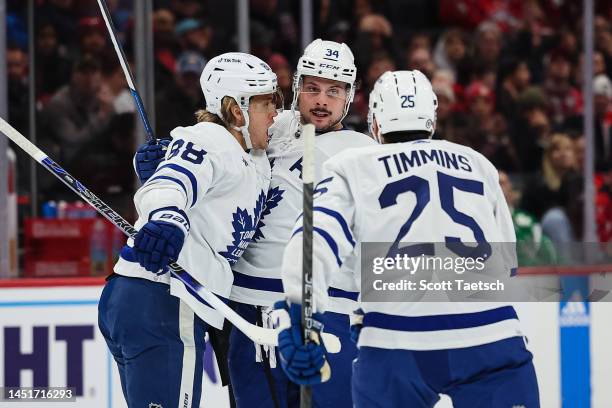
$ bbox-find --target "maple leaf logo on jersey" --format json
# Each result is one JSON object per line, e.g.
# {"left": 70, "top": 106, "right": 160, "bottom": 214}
{"left": 253, "top": 186, "right": 285, "bottom": 242}
{"left": 218, "top": 190, "right": 267, "bottom": 264}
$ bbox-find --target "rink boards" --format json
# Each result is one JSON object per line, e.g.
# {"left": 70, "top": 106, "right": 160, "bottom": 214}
{"left": 0, "top": 281, "right": 611, "bottom": 407}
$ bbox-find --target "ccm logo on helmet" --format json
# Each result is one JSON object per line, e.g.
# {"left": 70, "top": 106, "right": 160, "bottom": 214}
{"left": 319, "top": 64, "right": 340, "bottom": 70}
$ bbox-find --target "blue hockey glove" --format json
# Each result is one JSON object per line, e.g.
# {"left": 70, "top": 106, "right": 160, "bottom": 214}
{"left": 273, "top": 300, "right": 331, "bottom": 386}
{"left": 133, "top": 139, "right": 171, "bottom": 184}
{"left": 349, "top": 308, "right": 364, "bottom": 344}
{"left": 133, "top": 207, "right": 189, "bottom": 273}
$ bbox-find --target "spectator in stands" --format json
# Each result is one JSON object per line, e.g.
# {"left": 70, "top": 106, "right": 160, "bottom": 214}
{"left": 543, "top": 50, "right": 582, "bottom": 126}
{"left": 499, "top": 170, "right": 557, "bottom": 267}
{"left": 593, "top": 74, "right": 612, "bottom": 171}
{"left": 7, "top": 45, "right": 32, "bottom": 195}
{"left": 77, "top": 17, "right": 108, "bottom": 60}
{"left": 36, "top": 19, "right": 72, "bottom": 103}
{"left": 472, "top": 21, "right": 503, "bottom": 74}
{"left": 326, "top": 20, "right": 351, "bottom": 45}
{"left": 169, "top": 0, "right": 204, "bottom": 20}
{"left": 7, "top": 45, "right": 29, "bottom": 135}
{"left": 463, "top": 80, "right": 519, "bottom": 171}
{"left": 407, "top": 32, "right": 432, "bottom": 55}
{"left": 249, "top": 21, "right": 275, "bottom": 62}
{"left": 405, "top": 46, "right": 436, "bottom": 79}
{"left": 347, "top": 52, "right": 397, "bottom": 131}
{"left": 509, "top": 87, "right": 551, "bottom": 171}
{"left": 267, "top": 53, "right": 292, "bottom": 109}
{"left": 155, "top": 51, "right": 206, "bottom": 137}
{"left": 358, "top": 14, "right": 393, "bottom": 54}
{"left": 557, "top": 28, "right": 579, "bottom": 62}
{"left": 250, "top": 0, "right": 299, "bottom": 62}
{"left": 71, "top": 112, "right": 137, "bottom": 221}
{"left": 101, "top": 59, "right": 134, "bottom": 117}
{"left": 432, "top": 79, "right": 466, "bottom": 143}
{"left": 175, "top": 18, "right": 214, "bottom": 58}
{"left": 433, "top": 28, "right": 470, "bottom": 85}
{"left": 352, "top": 13, "right": 395, "bottom": 77}
{"left": 38, "top": 0, "right": 78, "bottom": 48}
{"left": 153, "top": 8, "right": 179, "bottom": 88}
{"left": 574, "top": 51, "right": 607, "bottom": 89}
{"left": 520, "top": 133, "right": 581, "bottom": 241}
{"left": 595, "top": 15, "right": 612, "bottom": 77}
{"left": 496, "top": 58, "right": 531, "bottom": 123}
{"left": 41, "top": 55, "right": 115, "bottom": 165}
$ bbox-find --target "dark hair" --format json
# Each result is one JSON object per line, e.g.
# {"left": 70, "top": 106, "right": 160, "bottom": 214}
{"left": 498, "top": 58, "right": 526, "bottom": 83}
{"left": 73, "top": 54, "right": 101, "bottom": 73}
{"left": 383, "top": 130, "right": 431, "bottom": 144}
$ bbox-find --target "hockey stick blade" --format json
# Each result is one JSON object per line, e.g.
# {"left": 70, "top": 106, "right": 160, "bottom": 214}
{"left": 0, "top": 117, "right": 340, "bottom": 352}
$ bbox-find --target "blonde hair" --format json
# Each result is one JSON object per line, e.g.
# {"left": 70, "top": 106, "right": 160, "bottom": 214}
{"left": 194, "top": 97, "right": 239, "bottom": 127}
{"left": 542, "top": 133, "right": 574, "bottom": 190}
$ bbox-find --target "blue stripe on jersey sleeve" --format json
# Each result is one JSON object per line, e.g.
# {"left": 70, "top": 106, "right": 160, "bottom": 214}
{"left": 292, "top": 226, "right": 342, "bottom": 267}
{"left": 232, "top": 271, "right": 285, "bottom": 292}
{"left": 232, "top": 270, "right": 359, "bottom": 300}
{"left": 148, "top": 175, "right": 188, "bottom": 198}
{"left": 313, "top": 206, "right": 355, "bottom": 247}
{"left": 327, "top": 287, "right": 359, "bottom": 301}
{"left": 155, "top": 163, "right": 198, "bottom": 207}
{"left": 363, "top": 306, "right": 518, "bottom": 332}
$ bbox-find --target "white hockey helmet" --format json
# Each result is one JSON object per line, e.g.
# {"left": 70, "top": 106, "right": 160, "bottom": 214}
{"left": 292, "top": 39, "right": 357, "bottom": 122}
{"left": 368, "top": 70, "right": 438, "bottom": 142}
{"left": 200, "top": 52, "right": 279, "bottom": 149}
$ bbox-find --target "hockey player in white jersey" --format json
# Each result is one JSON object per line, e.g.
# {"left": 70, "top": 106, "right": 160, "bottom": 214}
{"left": 227, "top": 39, "right": 375, "bottom": 408}
{"left": 98, "top": 52, "right": 280, "bottom": 408}
{"left": 276, "top": 70, "right": 540, "bottom": 407}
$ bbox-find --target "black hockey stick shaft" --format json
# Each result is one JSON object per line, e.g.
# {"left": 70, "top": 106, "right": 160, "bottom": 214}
{"left": 300, "top": 124, "right": 316, "bottom": 407}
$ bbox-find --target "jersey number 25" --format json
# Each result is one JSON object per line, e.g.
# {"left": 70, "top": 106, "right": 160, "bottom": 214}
{"left": 379, "top": 171, "right": 492, "bottom": 260}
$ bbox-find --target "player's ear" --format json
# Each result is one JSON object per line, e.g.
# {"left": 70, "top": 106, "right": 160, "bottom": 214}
{"left": 229, "top": 103, "right": 245, "bottom": 127}
{"left": 372, "top": 118, "right": 384, "bottom": 144}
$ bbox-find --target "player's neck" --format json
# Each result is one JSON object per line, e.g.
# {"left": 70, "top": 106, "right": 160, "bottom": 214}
{"left": 229, "top": 127, "right": 248, "bottom": 151}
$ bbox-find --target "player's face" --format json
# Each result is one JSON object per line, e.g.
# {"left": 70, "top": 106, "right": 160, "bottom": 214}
{"left": 298, "top": 76, "right": 348, "bottom": 132}
{"left": 247, "top": 93, "right": 280, "bottom": 149}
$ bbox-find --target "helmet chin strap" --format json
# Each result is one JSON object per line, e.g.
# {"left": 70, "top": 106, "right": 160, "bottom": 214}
{"left": 233, "top": 107, "right": 253, "bottom": 150}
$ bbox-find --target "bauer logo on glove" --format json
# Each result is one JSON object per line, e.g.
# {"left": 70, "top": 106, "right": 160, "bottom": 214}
{"left": 133, "top": 206, "right": 190, "bottom": 273}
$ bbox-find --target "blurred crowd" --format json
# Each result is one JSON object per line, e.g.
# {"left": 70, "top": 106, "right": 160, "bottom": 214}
{"left": 5, "top": 0, "right": 612, "bottom": 246}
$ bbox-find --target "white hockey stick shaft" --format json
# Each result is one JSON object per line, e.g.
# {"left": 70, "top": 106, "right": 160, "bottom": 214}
{"left": 0, "top": 117, "right": 341, "bottom": 352}
{"left": 96, "top": 0, "right": 156, "bottom": 142}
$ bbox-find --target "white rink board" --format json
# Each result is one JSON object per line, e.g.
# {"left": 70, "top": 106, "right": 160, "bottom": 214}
{"left": 2, "top": 285, "right": 612, "bottom": 408}
{"left": 0, "top": 285, "right": 229, "bottom": 408}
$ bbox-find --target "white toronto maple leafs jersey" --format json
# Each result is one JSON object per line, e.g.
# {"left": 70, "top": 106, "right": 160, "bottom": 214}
{"left": 114, "top": 122, "right": 270, "bottom": 328}
{"left": 230, "top": 111, "right": 375, "bottom": 313}
{"left": 282, "top": 139, "right": 522, "bottom": 350}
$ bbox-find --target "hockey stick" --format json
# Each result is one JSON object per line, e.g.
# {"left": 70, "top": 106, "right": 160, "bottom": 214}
{"left": 300, "top": 123, "right": 315, "bottom": 408}
{"left": 0, "top": 118, "right": 341, "bottom": 352}
{"left": 96, "top": 0, "right": 155, "bottom": 142}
